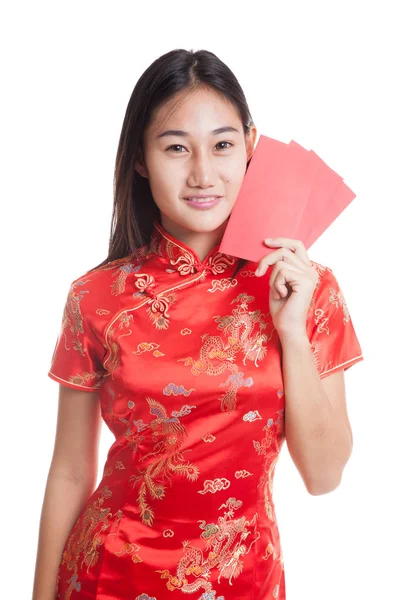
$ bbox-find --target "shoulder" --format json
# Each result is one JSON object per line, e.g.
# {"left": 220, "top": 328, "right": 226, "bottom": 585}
{"left": 308, "top": 260, "right": 351, "bottom": 323}
{"left": 67, "top": 250, "right": 150, "bottom": 322}
{"left": 310, "top": 260, "right": 338, "bottom": 295}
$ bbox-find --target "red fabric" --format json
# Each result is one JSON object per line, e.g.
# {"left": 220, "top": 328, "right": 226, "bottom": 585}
{"left": 48, "top": 220, "right": 363, "bottom": 600}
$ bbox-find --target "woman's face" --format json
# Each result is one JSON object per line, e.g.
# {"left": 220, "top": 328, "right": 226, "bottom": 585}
{"left": 136, "top": 86, "right": 257, "bottom": 246}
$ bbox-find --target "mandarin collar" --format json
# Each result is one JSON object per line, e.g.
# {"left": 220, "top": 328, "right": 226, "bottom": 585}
{"left": 149, "top": 220, "right": 238, "bottom": 277}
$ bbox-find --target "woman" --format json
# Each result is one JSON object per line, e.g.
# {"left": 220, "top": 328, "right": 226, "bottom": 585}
{"left": 32, "top": 48, "right": 364, "bottom": 600}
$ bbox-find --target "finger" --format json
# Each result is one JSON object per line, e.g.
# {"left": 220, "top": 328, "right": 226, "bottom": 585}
{"left": 256, "top": 247, "right": 305, "bottom": 277}
{"left": 269, "top": 263, "right": 302, "bottom": 299}
{"left": 265, "top": 238, "right": 311, "bottom": 266}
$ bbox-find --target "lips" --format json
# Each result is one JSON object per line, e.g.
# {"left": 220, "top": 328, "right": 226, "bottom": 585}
{"left": 183, "top": 196, "right": 222, "bottom": 210}
{"left": 184, "top": 196, "right": 221, "bottom": 202}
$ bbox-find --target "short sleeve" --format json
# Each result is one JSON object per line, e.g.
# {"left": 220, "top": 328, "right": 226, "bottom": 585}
{"left": 306, "top": 265, "right": 364, "bottom": 379}
{"left": 48, "top": 279, "right": 108, "bottom": 391}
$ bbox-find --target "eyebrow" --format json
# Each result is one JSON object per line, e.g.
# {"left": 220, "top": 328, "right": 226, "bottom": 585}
{"left": 156, "top": 126, "right": 240, "bottom": 139}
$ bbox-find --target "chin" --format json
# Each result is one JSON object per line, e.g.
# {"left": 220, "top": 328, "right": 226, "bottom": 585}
{"left": 184, "top": 215, "right": 231, "bottom": 234}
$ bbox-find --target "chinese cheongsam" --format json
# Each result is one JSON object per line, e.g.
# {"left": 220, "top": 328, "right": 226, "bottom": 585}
{"left": 48, "top": 219, "right": 364, "bottom": 600}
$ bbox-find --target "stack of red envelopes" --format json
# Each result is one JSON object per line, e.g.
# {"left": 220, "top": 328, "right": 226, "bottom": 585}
{"left": 219, "top": 134, "right": 356, "bottom": 262}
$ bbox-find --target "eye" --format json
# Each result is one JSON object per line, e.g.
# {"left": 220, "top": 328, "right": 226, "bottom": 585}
{"left": 166, "top": 144, "right": 186, "bottom": 153}
{"left": 216, "top": 141, "right": 233, "bottom": 151}
{"left": 166, "top": 141, "right": 233, "bottom": 153}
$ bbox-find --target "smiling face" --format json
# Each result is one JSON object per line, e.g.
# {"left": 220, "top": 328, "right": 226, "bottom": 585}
{"left": 135, "top": 86, "right": 257, "bottom": 258}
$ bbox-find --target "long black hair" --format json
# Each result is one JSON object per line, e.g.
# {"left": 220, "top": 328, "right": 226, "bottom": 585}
{"left": 89, "top": 48, "right": 255, "bottom": 279}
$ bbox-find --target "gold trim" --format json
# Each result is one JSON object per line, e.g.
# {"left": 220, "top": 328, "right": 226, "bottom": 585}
{"left": 319, "top": 354, "right": 364, "bottom": 377}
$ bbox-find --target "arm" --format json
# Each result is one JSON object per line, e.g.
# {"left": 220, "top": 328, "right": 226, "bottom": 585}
{"left": 31, "top": 385, "right": 102, "bottom": 600}
{"left": 281, "top": 332, "right": 353, "bottom": 496}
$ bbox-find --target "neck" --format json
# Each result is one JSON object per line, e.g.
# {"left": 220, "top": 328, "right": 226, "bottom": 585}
{"left": 160, "top": 216, "right": 228, "bottom": 262}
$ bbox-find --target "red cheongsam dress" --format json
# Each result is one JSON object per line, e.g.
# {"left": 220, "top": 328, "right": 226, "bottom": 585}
{"left": 48, "top": 219, "right": 364, "bottom": 600}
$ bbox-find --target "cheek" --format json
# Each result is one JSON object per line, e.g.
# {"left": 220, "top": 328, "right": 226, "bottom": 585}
{"left": 147, "top": 167, "right": 180, "bottom": 208}
{"left": 223, "top": 158, "right": 247, "bottom": 185}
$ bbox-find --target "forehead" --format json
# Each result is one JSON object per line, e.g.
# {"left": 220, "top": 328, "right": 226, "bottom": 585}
{"left": 149, "top": 87, "right": 241, "bottom": 135}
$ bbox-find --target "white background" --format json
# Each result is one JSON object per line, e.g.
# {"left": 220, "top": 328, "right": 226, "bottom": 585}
{"left": 1, "top": 1, "right": 399, "bottom": 598}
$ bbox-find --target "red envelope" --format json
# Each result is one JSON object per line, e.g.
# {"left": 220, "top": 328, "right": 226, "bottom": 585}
{"left": 219, "top": 134, "right": 356, "bottom": 262}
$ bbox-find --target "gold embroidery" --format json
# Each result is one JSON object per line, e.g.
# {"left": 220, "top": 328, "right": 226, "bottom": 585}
{"left": 133, "top": 342, "right": 165, "bottom": 357}
{"left": 163, "top": 529, "right": 175, "bottom": 538}
{"left": 151, "top": 220, "right": 237, "bottom": 277}
{"left": 111, "top": 262, "right": 140, "bottom": 295}
{"left": 61, "top": 280, "right": 86, "bottom": 354}
{"left": 170, "top": 249, "right": 198, "bottom": 276}
{"left": 146, "top": 291, "right": 177, "bottom": 330}
{"left": 207, "top": 253, "right": 236, "bottom": 275}
{"left": 254, "top": 410, "right": 285, "bottom": 523}
{"left": 128, "top": 398, "right": 200, "bottom": 526}
{"left": 103, "top": 461, "right": 126, "bottom": 477}
{"left": 67, "top": 371, "right": 104, "bottom": 389}
{"left": 60, "top": 486, "right": 123, "bottom": 599}
{"left": 157, "top": 497, "right": 259, "bottom": 595}
{"left": 135, "top": 272, "right": 156, "bottom": 294}
{"left": 234, "top": 470, "right": 253, "bottom": 479}
{"left": 314, "top": 307, "right": 330, "bottom": 334}
{"left": 115, "top": 541, "right": 143, "bottom": 563}
{"left": 239, "top": 270, "right": 256, "bottom": 277}
{"left": 207, "top": 278, "right": 238, "bottom": 293}
{"left": 134, "top": 273, "right": 179, "bottom": 329}
{"left": 329, "top": 285, "right": 350, "bottom": 324}
{"left": 106, "top": 327, "right": 126, "bottom": 378}
{"left": 197, "top": 478, "right": 231, "bottom": 495}
{"left": 178, "top": 295, "right": 273, "bottom": 411}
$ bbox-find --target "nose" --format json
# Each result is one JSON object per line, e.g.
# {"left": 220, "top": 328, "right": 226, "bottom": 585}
{"left": 187, "top": 149, "right": 217, "bottom": 188}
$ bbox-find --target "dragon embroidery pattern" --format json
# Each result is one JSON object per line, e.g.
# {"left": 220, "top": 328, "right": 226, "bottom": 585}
{"left": 178, "top": 293, "right": 274, "bottom": 412}
{"left": 157, "top": 497, "right": 259, "bottom": 597}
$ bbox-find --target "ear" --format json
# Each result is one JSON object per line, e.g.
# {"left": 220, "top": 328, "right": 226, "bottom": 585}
{"left": 134, "top": 159, "right": 149, "bottom": 179}
{"left": 246, "top": 124, "right": 257, "bottom": 162}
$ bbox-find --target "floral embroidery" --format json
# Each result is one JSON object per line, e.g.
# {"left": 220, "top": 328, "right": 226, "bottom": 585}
{"left": 135, "top": 272, "right": 157, "bottom": 294}
{"left": 170, "top": 249, "right": 198, "bottom": 275}
{"left": 151, "top": 221, "right": 237, "bottom": 277}
{"left": 146, "top": 290, "right": 177, "bottom": 329}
